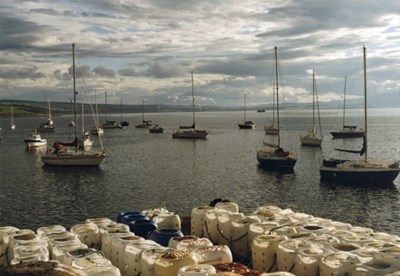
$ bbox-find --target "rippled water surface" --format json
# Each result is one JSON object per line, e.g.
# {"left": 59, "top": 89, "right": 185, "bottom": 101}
{"left": 0, "top": 109, "right": 399, "bottom": 235}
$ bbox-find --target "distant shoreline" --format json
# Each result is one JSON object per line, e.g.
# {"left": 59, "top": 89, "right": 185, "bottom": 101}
{"left": 2, "top": 99, "right": 397, "bottom": 118}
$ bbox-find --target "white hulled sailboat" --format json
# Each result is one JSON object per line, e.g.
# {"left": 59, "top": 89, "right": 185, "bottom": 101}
{"left": 264, "top": 79, "right": 279, "bottom": 135}
{"left": 300, "top": 70, "right": 323, "bottom": 146}
{"left": 37, "top": 99, "right": 55, "bottom": 133}
{"left": 42, "top": 43, "right": 105, "bottom": 166}
{"left": 90, "top": 91, "right": 104, "bottom": 136}
{"left": 9, "top": 105, "right": 16, "bottom": 130}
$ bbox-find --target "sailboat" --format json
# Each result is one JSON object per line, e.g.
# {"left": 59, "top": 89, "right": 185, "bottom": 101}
{"left": 42, "top": 43, "right": 105, "bottom": 166}
{"left": 91, "top": 91, "right": 104, "bottom": 136}
{"left": 135, "top": 100, "right": 153, "bottom": 128}
{"left": 78, "top": 97, "right": 93, "bottom": 150}
{"left": 37, "top": 99, "right": 55, "bottom": 132}
{"left": 172, "top": 72, "right": 209, "bottom": 139}
{"left": 120, "top": 99, "right": 129, "bottom": 127}
{"left": 300, "top": 70, "right": 323, "bottom": 146}
{"left": 330, "top": 77, "right": 364, "bottom": 138}
{"left": 9, "top": 105, "right": 16, "bottom": 130}
{"left": 238, "top": 93, "right": 255, "bottom": 129}
{"left": 257, "top": 46, "right": 297, "bottom": 170}
{"left": 264, "top": 79, "right": 279, "bottom": 135}
{"left": 149, "top": 92, "right": 164, "bottom": 133}
{"left": 320, "top": 46, "right": 400, "bottom": 184}
{"left": 101, "top": 92, "right": 122, "bottom": 129}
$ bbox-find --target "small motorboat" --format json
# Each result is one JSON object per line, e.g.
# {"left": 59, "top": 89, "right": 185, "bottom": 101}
{"left": 24, "top": 129, "right": 47, "bottom": 148}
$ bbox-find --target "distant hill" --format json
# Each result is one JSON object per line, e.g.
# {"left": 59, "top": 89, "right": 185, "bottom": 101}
{"left": 0, "top": 93, "right": 398, "bottom": 118}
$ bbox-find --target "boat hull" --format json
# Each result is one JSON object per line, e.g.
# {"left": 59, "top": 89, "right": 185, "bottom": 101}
{"left": 36, "top": 127, "right": 55, "bottom": 133}
{"left": 25, "top": 140, "right": 47, "bottom": 148}
{"left": 149, "top": 126, "right": 164, "bottom": 133}
{"left": 102, "top": 125, "right": 122, "bottom": 129}
{"left": 330, "top": 130, "right": 364, "bottom": 138}
{"left": 172, "top": 130, "right": 209, "bottom": 139}
{"left": 238, "top": 123, "right": 255, "bottom": 129}
{"left": 102, "top": 121, "right": 122, "bottom": 129}
{"left": 264, "top": 128, "right": 279, "bottom": 135}
{"left": 91, "top": 127, "right": 104, "bottom": 135}
{"left": 135, "top": 124, "right": 152, "bottom": 128}
{"left": 24, "top": 131, "right": 47, "bottom": 148}
{"left": 41, "top": 153, "right": 105, "bottom": 166}
{"left": 257, "top": 151, "right": 297, "bottom": 170}
{"left": 300, "top": 135, "right": 322, "bottom": 147}
{"left": 320, "top": 160, "right": 400, "bottom": 184}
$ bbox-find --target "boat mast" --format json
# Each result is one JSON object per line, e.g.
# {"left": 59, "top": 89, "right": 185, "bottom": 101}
{"left": 312, "top": 70, "right": 316, "bottom": 135}
{"left": 105, "top": 92, "right": 108, "bottom": 122}
{"left": 11, "top": 105, "right": 14, "bottom": 125}
{"left": 272, "top": 78, "right": 275, "bottom": 127}
{"left": 342, "top": 76, "right": 347, "bottom": 130}
{"left": 81, "top": 98, "right": 84, "bottom": 134}
{"left": 49, "top": 100, "right": 51, "bottom": 120}
{"left": 244, "top": 92, "right": 247, "bottom": 123}
{"left": 191, "top": 71, "right": 196, "bottom": 129}
{"left": 315, "top": 71, "right": 322, "bottom": 138}
{"left": 72, "top": 43, "right": 78, "bottom": 152}
{"left": 95, "top": 90, "right": 99, "bottom": 127}
{"left": 155, "top": 90, "right": 160, "bottom": 122}
{"left": 120, "top": 99, "right": 123, "bottom": 122}
{"left": 142, "top": 99, "right": 145, "bottom": 122}
{"left": 274, "top": 46, "right": 280, "bottom": 147}
{"left": 363, "top": 45, "right": 368, "bottom": 162}
{"left": 48, "top": 99, "right": 52, "bottom": 121}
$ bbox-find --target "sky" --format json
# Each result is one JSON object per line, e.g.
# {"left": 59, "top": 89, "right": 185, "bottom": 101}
{"left": 0, "top": 0, "right": 399, "bottom": 107}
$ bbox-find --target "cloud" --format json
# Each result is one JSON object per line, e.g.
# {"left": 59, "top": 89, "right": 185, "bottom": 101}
{"left": 118, "top": 67, "right": 136, "bottom": 77}
{"left": 0, "top": 66, "right": 45, "bottom": 80}
{"left": 0, "top": 15, "right": 47, "bottom": 50}
{"left": 145, "top": 61, "right": 186, "bottom": 78}
{"left": 92, "top": 66, "right": 116, "bottom": 78}
{"left": 0, "top": 0, "right": 398, "bottom": 106}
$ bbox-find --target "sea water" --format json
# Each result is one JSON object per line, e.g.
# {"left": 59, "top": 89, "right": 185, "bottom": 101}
{"left": 0, "top": 108, "right": 399, "bottom": 235}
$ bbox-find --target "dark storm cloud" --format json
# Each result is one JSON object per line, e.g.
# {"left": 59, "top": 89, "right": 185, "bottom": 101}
{"left": 145, "top": 61, "right": 186, "bottom": 78}
{"left": 258, "top": 0, "right": 399, "bottom": 39}
{"left": 0, "top": 15, "right": 47, "bottom": 50}
{"left": 118, "top": 67, "right": 136, "bottom": 77}
{"left": 0, "top": 66, "right": 45, "bottom": 79}
{"left": 92, "top": 66, "right": 116, "bottom": 78}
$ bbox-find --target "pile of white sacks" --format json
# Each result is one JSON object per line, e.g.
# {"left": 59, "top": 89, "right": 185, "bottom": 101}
{"left": 0, "top": 201, "right": 399, "bottom": 275}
